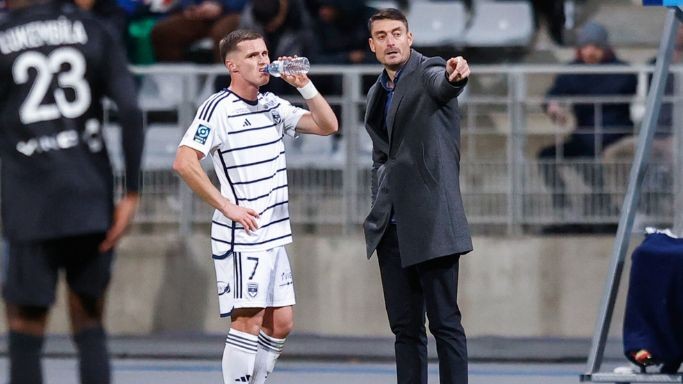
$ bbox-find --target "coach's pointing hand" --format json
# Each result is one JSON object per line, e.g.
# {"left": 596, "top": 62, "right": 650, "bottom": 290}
{"left": 446, "top": 56, "right": 470, "bottom": 83}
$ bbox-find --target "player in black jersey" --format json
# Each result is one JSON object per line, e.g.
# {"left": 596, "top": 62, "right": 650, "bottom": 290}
{"left": 0, "top": 0, "right": 144, "bottom": 383}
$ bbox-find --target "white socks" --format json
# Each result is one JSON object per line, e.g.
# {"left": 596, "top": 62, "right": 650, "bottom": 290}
{"left": 223, "top": 328, "right": 258, "bottom": 384}
{"left": 250, "top": 331, "right": 286, "bottom": 384}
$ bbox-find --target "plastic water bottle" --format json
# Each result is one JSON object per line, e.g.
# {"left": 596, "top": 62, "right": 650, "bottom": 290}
{"left": 262, "top": 57, "right": 310, "bottom": 77}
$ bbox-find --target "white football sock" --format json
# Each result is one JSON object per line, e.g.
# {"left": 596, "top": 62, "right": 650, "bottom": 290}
{"left": 250, "top": 331, "right": 286, "bottom": 384}
{"left": 222, "top": 328, "right": 258, "bottom": 384}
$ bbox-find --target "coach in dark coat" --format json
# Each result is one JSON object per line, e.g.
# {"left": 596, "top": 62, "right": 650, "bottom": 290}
{"left": 363, "top": 8, "right": 473, "bottom": 384}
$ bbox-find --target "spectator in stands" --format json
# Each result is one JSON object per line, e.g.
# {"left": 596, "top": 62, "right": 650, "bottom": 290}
{"left": 601, "top": 27, "right": 683, "bottom": 216}
{"left": 310, "top": 0, "right": 375, "bottom": 65}
{"left": 538, "top": 21, "right": 637, "bottom": 218}
{"left": 151, "top": 0, "right": 247, "bottom": 62}
{"left": 0, "top": 0, "right": 7, "bottom": 19}
{"left": 306, "top": 0, "right": 375, "bottom": 148}
{"left": 239, "top": 0, "right": 314, "bottom": 60}
{"left": 603, "top": 26, "right": 683, "bottom": 165}
{"left": 531, "top": 0, "right": 565, "bottom": 45}
{"left": 67, "top": 0, "right": 128, "bottom": 39}
{"left": 117, "top": 0, "right": 177, "bottom": 64}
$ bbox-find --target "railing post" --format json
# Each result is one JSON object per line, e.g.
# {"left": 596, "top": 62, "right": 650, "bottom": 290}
{"left": 507, "top": 70, "right": 526, "bottom": 234}
{"left": 673, "top": 67, "right": 683, "bottom": 235}
{"left": 178, "top": 71, "right": 196, "bottom": 237}
{"left": 342, "top": 71, "right": 362, "bottom": 233}
{"left": 584, "top": 9, "right": 679, "bottom": 375}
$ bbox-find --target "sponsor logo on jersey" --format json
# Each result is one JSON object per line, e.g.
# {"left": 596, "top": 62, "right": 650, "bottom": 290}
{"left": 247, "top": 282, "right": 258, "bottom": 298}
{"left": 16, "top": 122, "right": 102, "bottom": 157}
{"left": 194, "top": 124, "right": 211, "bottom": 144}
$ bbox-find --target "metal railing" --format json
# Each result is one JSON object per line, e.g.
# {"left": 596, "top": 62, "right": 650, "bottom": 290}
{"left": 111, "top": 63, "right": 682, "bottom": 234}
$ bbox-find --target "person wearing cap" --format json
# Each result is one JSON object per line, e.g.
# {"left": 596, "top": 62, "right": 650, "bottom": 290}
{"left": 538, "top": 21, "right": 637, "bottom": 222}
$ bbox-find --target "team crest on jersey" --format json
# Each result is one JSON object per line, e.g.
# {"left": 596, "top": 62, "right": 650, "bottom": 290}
{"left": 194, "top": 124, "right": 211, "bottom": 144}
{"left": 217, "top": 281, "right": 230, "bottom": 295}
{"left": 270, "top": 110, "right": 282, "bottom": 125}
{"left": 247, "top": 282, "right": 259, "bottom": 298}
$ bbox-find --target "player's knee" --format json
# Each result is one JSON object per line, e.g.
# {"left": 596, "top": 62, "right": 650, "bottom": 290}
{"left": 232, "top": 308, "right": 266, "bottom": 335}
{"left": 69, "top": 293, "right": 104, "bottom": 326}
{"left": 273, "top": 316, "right": 294, "bottom": 338}
{"left": 6, "top": 305, "right": 48, "bottom": 334}
{"left": 78, "top": 296, "right": 101, "bottom": 318}
{"left": 15, "top": 305, "right": 48, "bottom": 321}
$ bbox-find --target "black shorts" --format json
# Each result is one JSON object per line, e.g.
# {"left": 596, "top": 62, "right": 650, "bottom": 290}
{"left": 2, "top": 233, "right": 113, "bottom": 308}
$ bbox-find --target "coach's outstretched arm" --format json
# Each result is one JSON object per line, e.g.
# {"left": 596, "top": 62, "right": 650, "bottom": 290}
{"left": 173, "top": 146, "right": 260, "bottom": 233}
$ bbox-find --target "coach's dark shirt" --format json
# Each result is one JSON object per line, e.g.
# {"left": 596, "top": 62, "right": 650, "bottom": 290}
{"left": 0, "top": 3, "right": 144, "bottom": 241}
{"left": 379, "top": 68, "right": 402, "bottom": 225}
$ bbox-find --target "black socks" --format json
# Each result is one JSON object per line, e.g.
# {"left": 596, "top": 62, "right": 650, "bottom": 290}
{"left": 73, "top": 327, "right": 111, "bottom": 384}
{"left": 8, "top": 331, "right": 44, "bottom": 384}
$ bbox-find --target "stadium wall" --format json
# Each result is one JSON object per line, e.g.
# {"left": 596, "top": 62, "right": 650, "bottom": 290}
{"left": 0, "top": 230, "right": 637, "bottom": 338}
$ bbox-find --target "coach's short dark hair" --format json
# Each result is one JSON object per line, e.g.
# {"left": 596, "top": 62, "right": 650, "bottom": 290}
{"left": 368, "top": 8, "right": 409, "bottom": 34}
{"left": 219, "top": 30, "right": 264, "bottom": 62}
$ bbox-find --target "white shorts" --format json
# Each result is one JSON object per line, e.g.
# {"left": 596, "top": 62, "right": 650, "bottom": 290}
{"left": 213, "top": 246, "right": 295, "bottom": 318}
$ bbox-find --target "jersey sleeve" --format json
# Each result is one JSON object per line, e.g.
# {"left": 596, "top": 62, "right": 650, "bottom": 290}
{"left": 100, "top": 22, "right": 145, "bottom": 193}
{"left": 274, "top": 95, "right": 307, "bottom": 138}
{"left": 178, "top": 97, "right": 223, "bottom": 157}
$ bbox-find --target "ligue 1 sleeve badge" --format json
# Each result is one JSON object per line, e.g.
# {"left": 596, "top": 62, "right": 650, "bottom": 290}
{"left": 193, "top": 124, "right": 211, "bottom": 144}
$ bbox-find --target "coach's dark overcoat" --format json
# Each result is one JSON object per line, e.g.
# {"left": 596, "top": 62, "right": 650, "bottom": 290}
{"left": 363, "top": 49, "right": 472, "bottom": 267}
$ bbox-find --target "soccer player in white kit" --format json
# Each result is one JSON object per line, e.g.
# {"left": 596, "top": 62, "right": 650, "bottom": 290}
{"left": 173, "top": 29, "right": 338, "bottom": 384}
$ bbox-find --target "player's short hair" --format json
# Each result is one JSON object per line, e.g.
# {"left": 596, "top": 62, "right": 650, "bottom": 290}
{"left": 219, "top": 29, "right": 264, "bottom": 63}
{"left": 368, "top": 8, "right": 409, "bottom": 34}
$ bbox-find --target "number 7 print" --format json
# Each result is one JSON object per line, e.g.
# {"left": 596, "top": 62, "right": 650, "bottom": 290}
{"left": 247, "top": 257, "right": 259, "bottom": 280}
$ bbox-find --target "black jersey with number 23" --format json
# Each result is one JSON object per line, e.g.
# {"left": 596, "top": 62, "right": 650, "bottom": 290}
{"left": 0, "top": 2, "right": 143, "bottom": 242}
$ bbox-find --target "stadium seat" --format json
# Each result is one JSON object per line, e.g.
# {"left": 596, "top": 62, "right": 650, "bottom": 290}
{"left": 464, "top": 1, "right": 534, "bottom": 48}
{"left": 138, "top": 74, "right": 199, "bottom": 111}
{"left": 366, "top": 0, "right": 401, "bottom": 10}
{"left": 104, "top": 124, "right": 183, "bottom": 171}
{"left": 284, "top": 134, "right": 343, "bottom": 169}
{"left": 405, "top": 1, "right": 468, "bottom": 48}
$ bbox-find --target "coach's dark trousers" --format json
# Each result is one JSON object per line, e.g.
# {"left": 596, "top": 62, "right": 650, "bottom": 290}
{"left": 377, "top": 225, "right": 468, "bottom": 384}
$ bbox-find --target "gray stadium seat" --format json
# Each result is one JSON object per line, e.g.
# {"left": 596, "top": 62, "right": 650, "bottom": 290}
{"left": 366, "top": 0, "right": 401, "bottom": 10}
{"left": 284, "top": 134, "right": 343, "bottom": 169}
{"left": 464, "top": 1, "right": 534, "bottom": 48}
{"left": 142, "top": 125, "right": 184, "bottom": 170}
{"left": 138, "top": 74, "right": 199, "bottom": 111}
{"left": 104, "top": 124, "right": 183, "bottom": 171}
{"left": 406, "top": 1, "right": 468, "bottom": 48}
